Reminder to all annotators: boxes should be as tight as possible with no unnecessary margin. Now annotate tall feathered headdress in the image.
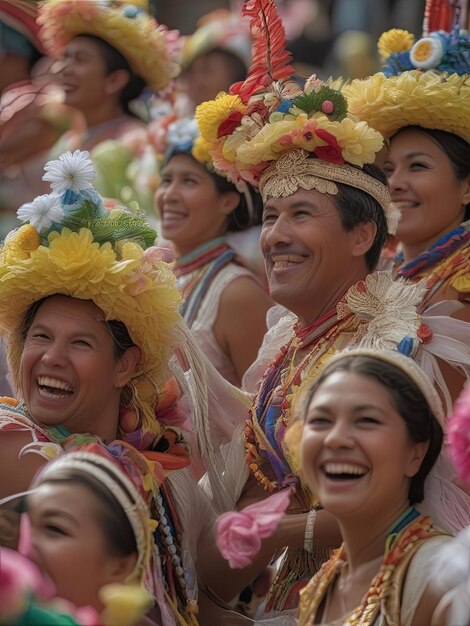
[195,0,398,232]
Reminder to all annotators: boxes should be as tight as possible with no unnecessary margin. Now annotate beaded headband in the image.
[319,348,445,426]
[259,149,396,231]
[32,451,154,585]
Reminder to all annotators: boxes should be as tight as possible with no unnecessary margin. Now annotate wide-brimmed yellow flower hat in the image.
[344,25,470,143]
[37,0,181,91]
[0,149,184,436]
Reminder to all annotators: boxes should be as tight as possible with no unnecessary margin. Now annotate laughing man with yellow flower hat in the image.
[193,0,470,620]
[344,2,470,317]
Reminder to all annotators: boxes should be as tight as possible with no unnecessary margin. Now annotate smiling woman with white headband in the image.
[295,348,453,626]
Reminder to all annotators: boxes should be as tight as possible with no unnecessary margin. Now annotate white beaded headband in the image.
[32,452,153,583]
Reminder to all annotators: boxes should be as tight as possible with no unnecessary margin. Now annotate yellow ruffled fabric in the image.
[344,70,470,143]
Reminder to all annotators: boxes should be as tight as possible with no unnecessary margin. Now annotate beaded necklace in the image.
[297,508,445,626]
[244,294,361,498]
[173,237,237,327]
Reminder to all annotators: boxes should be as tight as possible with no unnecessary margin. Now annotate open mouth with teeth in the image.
[322,462,369,481]
[390,200,420,211]
[37,376,74,398]
[271,254,306,269]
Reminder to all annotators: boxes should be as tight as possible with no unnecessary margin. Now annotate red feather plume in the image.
[231,0,295,102]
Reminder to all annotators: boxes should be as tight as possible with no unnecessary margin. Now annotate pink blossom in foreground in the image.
[216,488,291,568]
[448,382,470,485]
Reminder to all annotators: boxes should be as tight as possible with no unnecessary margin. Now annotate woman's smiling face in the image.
[301,370,426,520]
[385,128,470,254]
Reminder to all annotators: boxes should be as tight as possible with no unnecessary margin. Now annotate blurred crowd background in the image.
[154,0,426,78]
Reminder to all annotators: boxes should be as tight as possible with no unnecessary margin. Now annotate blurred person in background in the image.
[0,0,81,237]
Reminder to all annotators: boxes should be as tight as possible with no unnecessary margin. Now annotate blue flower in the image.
[276,99,293,113]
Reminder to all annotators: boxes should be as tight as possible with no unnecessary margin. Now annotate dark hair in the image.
[393,126,470,221]
[212,170,263,231]
[164,150,263,231]
[302,355,443,504]
[192,47,247,85]
[36,470,137,558]
[80,35,146,115]
[21,296,136,359]
[332,164,389,271]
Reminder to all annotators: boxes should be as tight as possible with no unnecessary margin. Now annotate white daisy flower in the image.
[410,36,444,70]
[42,150,95,195]
[17,194,64,233]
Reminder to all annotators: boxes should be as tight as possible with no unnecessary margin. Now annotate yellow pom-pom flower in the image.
[15,224,41,253]
[195,93,246,141]
[192,135,213,165]
[2,225,41,263]
[378,29,414,59]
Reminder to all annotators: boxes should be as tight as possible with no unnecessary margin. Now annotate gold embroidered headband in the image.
[259,149,398,233]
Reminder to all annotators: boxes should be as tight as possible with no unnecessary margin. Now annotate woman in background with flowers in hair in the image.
[154,116,272,389]
[345,2,470,319]
[35,0,180,211]
[295,348,453,626]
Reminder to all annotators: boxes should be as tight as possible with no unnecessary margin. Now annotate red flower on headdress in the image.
[217,110,244,138]
[314,129,345,164]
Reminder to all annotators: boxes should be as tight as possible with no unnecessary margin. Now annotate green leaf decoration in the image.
[60,200,157,249]
[293,86,348,121]
[87,214,158,249]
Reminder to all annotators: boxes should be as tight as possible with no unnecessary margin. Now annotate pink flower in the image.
[0,549,55,618]
[448,382,470,485]
[216,489,291,568]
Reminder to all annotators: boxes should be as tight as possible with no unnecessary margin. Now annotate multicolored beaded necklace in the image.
[173,237,237,327]
[394,219,470,308]
[244,294,361,502]
[297,508,445,626]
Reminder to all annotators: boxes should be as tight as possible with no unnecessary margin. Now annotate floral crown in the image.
[345,23,470,143]
[0,149,184,440]
[37,0,181,92]
[195,0,396,231]
[150,114,213,169]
